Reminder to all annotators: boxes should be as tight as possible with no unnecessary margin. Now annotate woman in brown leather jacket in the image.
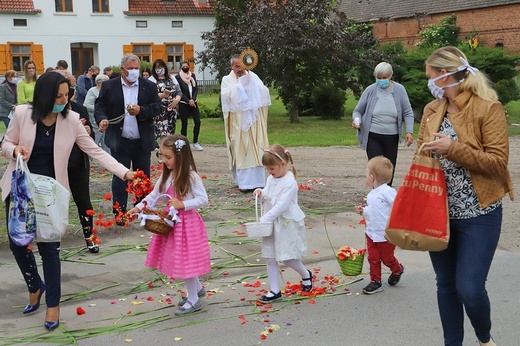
[418,46,513,346]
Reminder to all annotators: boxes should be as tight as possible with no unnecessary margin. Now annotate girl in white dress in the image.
[254,144,312,302]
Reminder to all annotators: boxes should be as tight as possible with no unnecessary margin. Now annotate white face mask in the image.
[427,71,464,100]
[155,68,165,76]
[427,58,478,100]
[125,68,139,83]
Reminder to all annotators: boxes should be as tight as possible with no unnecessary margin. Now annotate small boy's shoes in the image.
[258,291,282,303]
[388,264,404,286]
[363,281,383,295]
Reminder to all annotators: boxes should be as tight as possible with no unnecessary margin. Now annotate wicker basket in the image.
[245,195,273,238]
[140,194,174,236]
[337,254,365,276]
[142,209,173,235]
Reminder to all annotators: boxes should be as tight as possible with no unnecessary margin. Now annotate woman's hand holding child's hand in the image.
[169,198,184,210]
[354,205,364,215]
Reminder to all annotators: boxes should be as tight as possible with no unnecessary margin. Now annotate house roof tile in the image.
[338,0,520,21]
[0,0,40,14]
[125,0,216,16]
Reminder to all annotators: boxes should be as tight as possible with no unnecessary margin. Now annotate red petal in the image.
[76,306,86,315]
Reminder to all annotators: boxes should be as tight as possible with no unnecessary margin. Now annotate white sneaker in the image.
[192,143,204,151]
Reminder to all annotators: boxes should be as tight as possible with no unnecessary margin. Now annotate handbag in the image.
[385,145,450,251]
[8,155,37,246]
[21,156,71,242]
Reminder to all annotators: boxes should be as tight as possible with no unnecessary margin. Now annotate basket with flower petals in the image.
[138,194,177,236]
[336,246,366,276]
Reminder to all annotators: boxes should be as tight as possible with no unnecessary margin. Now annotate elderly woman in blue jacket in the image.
[352,62,414,185]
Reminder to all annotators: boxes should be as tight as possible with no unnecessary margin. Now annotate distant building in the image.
[338,0,520,54]
[0,0,216,80]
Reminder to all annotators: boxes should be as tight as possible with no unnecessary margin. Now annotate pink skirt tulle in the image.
[145,208,211,279]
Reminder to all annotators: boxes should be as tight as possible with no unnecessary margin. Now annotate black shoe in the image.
[239,189,255,193]
[258,291,282,303]
[388,264,404,286]
[85,238,99,253]
[301,269,313,292]
[363,281,383,295]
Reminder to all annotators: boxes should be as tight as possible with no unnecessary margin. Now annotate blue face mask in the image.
[53,103,67,113]
[376,78,390,88]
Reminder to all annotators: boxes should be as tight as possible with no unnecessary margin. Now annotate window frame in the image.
[136,20,148,29]
[10,44,32,72]
[165,44,184,72]
[132,44,152,63]
[13,19,28,27]
[55,0,73,13]
[171,21,183,28]
[92,0,110,13]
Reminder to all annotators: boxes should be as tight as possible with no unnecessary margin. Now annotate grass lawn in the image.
[0,90,518,147]
[195,90,361,147]
[194,90,520,147]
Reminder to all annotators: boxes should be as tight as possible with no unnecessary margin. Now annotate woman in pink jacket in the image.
[0,71,134,331]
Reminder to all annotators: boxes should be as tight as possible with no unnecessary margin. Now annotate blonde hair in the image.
[23,60,37,83]
[367,156,393,184]
[261,144,297,178]
[425,46,497,101]
[158,134,197,198]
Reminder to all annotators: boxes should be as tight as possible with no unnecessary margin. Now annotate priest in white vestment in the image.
[221,55,271,192]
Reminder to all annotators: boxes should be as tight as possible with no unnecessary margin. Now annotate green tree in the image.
[199,0,381,122]
[416,14,460,49]
[386,14,520,115]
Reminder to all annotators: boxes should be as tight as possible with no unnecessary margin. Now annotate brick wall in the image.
[371,4,520,54]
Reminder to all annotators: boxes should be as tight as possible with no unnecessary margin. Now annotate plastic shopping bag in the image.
[385,147,449,251]
[26,167,70,243]
[8,155,37,246]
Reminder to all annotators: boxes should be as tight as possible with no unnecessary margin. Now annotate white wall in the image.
[0,0,215,80]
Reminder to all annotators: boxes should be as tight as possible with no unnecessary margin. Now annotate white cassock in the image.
[221,70,271,190]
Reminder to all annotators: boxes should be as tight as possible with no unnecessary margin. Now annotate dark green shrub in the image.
[311,84,346,120]
[198,101,222,119]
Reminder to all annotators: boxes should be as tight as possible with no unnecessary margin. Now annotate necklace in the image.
[41,122,56,136]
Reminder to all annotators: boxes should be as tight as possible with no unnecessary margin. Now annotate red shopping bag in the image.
[385,150,449,251]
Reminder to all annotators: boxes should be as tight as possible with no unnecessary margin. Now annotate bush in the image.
[198,101,223,119]
[495,78,520,105]
[311,84,346,120]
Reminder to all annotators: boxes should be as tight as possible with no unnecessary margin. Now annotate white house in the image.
[0,0,216,81]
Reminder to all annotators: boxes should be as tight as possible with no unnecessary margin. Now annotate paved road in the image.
[0,211,519,346]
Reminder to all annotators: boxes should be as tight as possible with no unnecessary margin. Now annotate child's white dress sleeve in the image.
[260,172,305,223]
[182,172,208,211]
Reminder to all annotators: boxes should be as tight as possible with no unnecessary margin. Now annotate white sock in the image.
[266,258,280,295]
[182,277,200,308]
[282,259,310,283]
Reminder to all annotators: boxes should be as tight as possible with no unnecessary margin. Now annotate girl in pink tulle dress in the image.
[129,134,210,315]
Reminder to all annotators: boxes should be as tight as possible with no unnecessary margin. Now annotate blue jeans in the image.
[110,138,151,211]
[429,207,502,346]
[5,197,61,308]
